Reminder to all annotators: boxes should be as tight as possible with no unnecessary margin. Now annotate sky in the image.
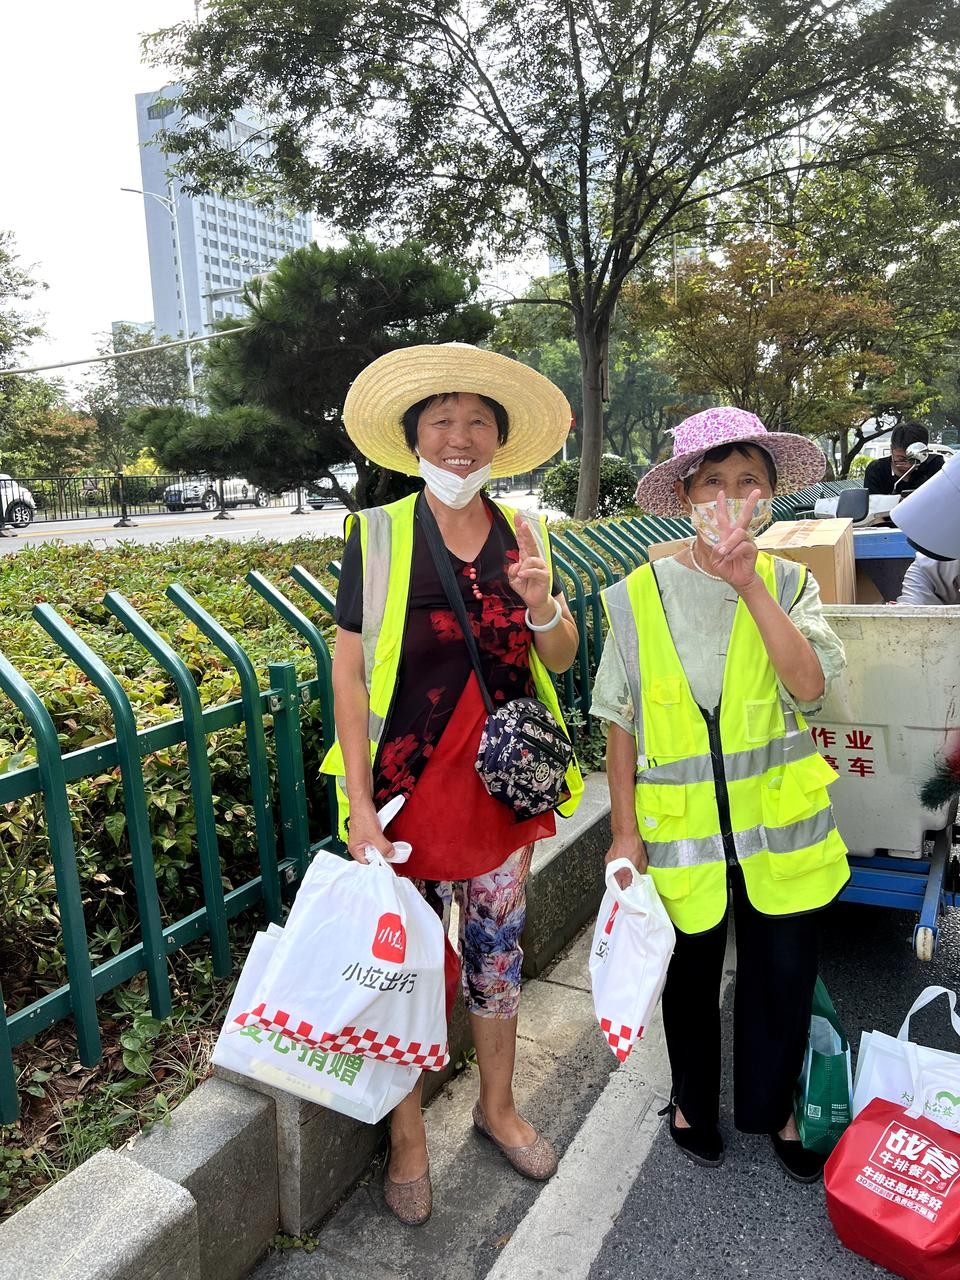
[2,1,205,383]
[2,2,542,394]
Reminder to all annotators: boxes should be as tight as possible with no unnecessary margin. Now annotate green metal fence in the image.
[0,567,342,1125]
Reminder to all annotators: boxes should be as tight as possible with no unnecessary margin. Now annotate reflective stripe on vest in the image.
[321,493,584,836]
[601,553,848,933]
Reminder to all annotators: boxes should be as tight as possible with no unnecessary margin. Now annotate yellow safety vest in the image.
[602,553,848,934]
[321,492,583,837]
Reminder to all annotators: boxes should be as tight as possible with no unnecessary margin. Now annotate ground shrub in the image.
[0,535,341,1013]
[540,456,637,517]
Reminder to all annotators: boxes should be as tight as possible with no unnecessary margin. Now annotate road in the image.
[253,893,960,1280]
[0,488,556,555]
[0,504,349,554]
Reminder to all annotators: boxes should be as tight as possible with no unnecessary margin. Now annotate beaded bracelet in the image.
[525,598,563,632]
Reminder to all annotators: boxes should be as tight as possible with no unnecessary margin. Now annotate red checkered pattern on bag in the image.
[599,1016,638,1063]
[232,1005,449,1069]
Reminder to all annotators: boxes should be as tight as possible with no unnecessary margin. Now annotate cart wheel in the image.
[914,926,936,962]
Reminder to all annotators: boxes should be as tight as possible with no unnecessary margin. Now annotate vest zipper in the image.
[702,706,738,868]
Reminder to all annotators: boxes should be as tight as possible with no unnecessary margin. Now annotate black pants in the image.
[661,864,819,1134]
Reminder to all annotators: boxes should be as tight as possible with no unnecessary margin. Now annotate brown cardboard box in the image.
[756,518,856,603]
[646,519,857,603]
[647,536,691,563]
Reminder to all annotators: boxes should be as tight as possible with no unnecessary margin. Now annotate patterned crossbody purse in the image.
[417,496,572,821]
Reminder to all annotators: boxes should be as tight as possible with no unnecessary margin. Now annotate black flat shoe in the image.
[658,1098,724,1168]
[770,1132,828,1183]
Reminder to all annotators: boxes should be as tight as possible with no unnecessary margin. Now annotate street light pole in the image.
[121,184,196,408]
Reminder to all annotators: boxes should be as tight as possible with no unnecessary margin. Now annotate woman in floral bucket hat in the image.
[592,406,849,1183]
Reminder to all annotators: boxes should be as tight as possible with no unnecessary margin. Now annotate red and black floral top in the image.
[335,496,560,878]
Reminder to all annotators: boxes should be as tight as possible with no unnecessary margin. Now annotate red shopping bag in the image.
[824,1096,960,1280]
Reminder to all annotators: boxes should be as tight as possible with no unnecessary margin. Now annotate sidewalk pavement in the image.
[250,929,627,1280]
[249,895,949,1280]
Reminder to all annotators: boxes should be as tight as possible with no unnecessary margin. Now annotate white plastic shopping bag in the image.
[230,848,449,1070]
[852,986,960,1133]
[589,859,676,1062]
[213,925,419,1123]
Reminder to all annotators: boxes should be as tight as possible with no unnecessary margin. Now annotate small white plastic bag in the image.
[589,859,676,1062]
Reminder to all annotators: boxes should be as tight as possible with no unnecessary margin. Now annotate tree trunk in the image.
[574,317,607,520]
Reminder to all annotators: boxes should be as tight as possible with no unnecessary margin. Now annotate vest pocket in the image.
[637,782,686,818]
[643,676,696,756]
[765,840,844,881]
[744,696,785,744]
[649,865,691,900]
[762,753,839,826]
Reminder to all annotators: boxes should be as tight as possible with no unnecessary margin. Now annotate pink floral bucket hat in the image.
[634,406,826,516]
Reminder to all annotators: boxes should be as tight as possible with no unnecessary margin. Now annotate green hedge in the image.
[0,536,342,1015]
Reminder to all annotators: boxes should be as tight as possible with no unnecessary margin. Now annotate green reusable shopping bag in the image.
[794,977,853,1154]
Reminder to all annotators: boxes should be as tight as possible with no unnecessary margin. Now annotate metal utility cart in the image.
[810,527,960,959]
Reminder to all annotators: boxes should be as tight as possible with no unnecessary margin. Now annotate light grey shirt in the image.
[592,554,847,736]
[897,555,960,606]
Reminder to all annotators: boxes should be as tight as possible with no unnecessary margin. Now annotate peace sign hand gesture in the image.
[704,489,764,594]
[507,514,551,611]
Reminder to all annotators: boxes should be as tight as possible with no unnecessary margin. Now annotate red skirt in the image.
[386,673,555,881]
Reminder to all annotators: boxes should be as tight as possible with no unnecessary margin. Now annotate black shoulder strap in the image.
[416,494,496,715]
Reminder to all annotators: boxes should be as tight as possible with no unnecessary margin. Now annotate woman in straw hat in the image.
[324,344,583,1224]
[591,407,848,1183]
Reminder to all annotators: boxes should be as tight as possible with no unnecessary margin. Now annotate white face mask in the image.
[689,496,773,545]
[418,456,492,509]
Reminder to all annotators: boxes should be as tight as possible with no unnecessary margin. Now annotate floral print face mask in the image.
[689,496,773,545]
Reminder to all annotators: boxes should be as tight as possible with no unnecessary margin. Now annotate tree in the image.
[148,0,960,515]
[0,232,48,470]
[80,324,201,474]
[0,230,44,367]
[493,276,690,464]
[656,152,960,472]
[154,237,496,507]
[656,238,902,467]
[2,380,97,477]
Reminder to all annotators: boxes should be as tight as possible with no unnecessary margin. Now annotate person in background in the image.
[863,422,944,498]
[592,407,848,1184]
[896,554,960,605]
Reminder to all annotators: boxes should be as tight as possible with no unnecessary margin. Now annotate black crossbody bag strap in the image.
[416,495,496,716]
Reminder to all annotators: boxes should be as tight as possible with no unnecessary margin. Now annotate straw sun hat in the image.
[634,407,827,516]
[342,343,573,478]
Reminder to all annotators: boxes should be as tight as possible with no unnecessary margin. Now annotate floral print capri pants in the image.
[413,843,534,1020]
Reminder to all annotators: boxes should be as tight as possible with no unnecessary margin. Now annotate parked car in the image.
[0,474,36,527]
[306,464,358,508]
[163,476,270,512]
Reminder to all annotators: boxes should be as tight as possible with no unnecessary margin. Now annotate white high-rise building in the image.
[135,85,313,337]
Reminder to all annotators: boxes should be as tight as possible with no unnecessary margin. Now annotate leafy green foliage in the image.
[80,324,201,475]
[493,275,692,466]
[1,934,251,1221]
[145,0,960,516]
[0,534,341,1009]
[142,238,497,507]
[541,456,636,518]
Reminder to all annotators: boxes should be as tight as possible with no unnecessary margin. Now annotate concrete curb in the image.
[522,773,610,978]
[0,776,611,1279]
[0,1147,200,1280]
